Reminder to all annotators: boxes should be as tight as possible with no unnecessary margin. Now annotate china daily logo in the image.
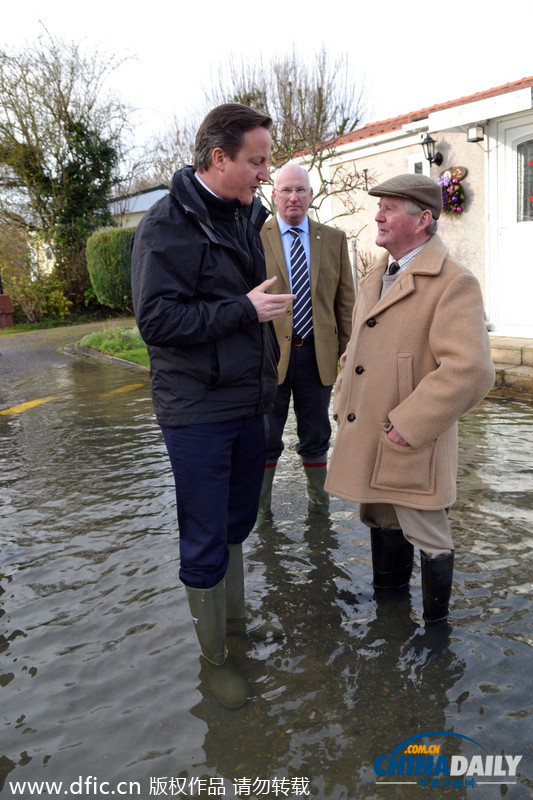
[374,731,522,790]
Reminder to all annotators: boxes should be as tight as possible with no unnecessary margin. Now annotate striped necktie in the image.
[288,227,313,339]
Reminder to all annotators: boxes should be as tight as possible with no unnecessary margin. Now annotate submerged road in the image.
[1,321,532,799]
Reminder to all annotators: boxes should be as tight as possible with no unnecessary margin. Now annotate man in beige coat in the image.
[325,173,495,623]
[259,163,355,516]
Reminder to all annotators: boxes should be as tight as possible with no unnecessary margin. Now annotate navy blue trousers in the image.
[265,341,332,465]
[161,416,265,589]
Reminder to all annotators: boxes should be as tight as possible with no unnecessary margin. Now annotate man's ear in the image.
[211,147,226,173]
[418,209,433,232]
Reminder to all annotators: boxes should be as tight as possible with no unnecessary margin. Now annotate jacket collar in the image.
[400,234,448,276]
[371,234,447,280]
[171,166,269,241]
[366,235,449,316]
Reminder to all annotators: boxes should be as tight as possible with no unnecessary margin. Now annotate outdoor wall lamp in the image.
[421,133,443,166]
[467,124,485,143]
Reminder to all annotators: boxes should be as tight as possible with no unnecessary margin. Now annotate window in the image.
[408,154,430,177]
[517,139,533,222]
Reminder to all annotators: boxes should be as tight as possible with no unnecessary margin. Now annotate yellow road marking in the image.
[1,383,146,415]
[0,396,59,415]
[100,383,145,398]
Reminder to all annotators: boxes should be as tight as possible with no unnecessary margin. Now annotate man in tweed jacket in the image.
[259,163,355,517]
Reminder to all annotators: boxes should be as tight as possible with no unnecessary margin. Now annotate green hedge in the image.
[86,227,135,310]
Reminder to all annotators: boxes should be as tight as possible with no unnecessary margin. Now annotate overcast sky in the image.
[3,0,532,149]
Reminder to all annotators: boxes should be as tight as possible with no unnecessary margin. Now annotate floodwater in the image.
[1,329,532,799]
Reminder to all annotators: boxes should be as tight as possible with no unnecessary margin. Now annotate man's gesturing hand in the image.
[247,276,295,323]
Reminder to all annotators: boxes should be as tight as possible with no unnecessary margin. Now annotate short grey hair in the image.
[405,199,438,235]
[273,163,311,190]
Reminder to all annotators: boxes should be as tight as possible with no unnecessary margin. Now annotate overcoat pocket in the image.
[370,430,437,494]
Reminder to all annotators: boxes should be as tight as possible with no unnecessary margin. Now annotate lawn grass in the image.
[80,326,149,368]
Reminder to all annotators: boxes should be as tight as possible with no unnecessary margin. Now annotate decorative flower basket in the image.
[439,166,468,215]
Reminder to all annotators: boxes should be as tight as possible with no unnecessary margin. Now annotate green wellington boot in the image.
[303,464,329,512]
[256,465,276,524]
[225,543,283,640]
[185,580,249,708]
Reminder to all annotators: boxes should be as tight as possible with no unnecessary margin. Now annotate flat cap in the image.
[369,173,442,219]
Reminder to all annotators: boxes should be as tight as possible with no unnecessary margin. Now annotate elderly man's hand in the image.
[387,427,410,446]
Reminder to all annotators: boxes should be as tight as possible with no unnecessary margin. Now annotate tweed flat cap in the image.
[369,173,442,219]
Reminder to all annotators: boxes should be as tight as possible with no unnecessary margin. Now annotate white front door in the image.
[488,112,533,338]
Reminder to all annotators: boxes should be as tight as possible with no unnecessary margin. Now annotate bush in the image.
[1,224,72,323]
[86,227,135,311]
[2,262,72,323]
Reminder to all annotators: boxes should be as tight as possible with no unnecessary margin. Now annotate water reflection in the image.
[1,346,532,798]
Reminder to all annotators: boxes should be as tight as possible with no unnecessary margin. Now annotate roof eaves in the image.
[337,75,533,146]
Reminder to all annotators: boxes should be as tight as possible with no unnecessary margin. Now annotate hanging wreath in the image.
[439,167,468,215]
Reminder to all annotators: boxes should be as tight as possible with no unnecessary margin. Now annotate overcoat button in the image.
[367,318,377,327]
[355,365,365,374]
[347,413,356,422]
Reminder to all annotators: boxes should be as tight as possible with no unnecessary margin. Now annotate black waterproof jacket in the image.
[131,166,280,427]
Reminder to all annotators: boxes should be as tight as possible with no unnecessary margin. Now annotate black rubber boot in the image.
[421,550,454,623]
[370,528,414,589]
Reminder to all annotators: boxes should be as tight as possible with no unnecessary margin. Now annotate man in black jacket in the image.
[131,104,294,708]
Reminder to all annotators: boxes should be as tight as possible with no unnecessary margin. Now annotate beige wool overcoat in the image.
[325,234,495,510]
[261,217,354,386]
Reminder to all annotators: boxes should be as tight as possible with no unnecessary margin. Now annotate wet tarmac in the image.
[1,324,532,799]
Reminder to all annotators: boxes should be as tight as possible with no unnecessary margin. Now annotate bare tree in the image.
[208,46,372,225]
[129,117,196,193]
[137,48,372,229]
[212,48,363,162]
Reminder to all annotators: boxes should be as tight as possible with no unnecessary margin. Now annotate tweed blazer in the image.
[261,216,355,386]
[325,234,495,510]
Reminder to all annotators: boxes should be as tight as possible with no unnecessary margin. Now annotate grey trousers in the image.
[359,502,453,559]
